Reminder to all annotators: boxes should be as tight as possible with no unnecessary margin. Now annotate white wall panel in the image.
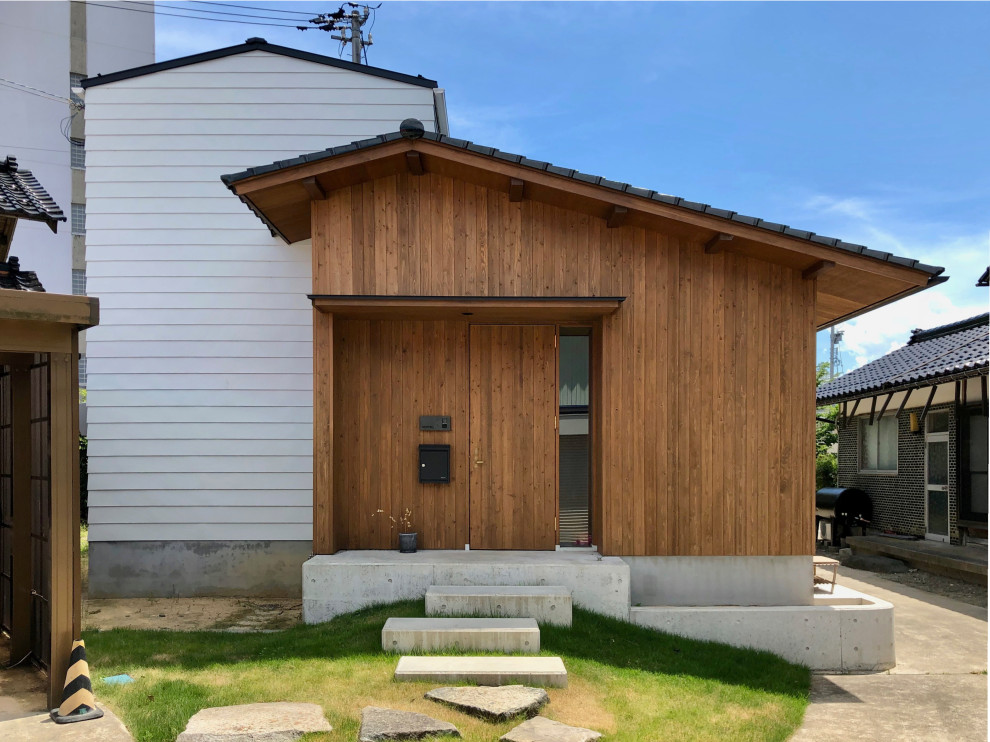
[86,48,439,542]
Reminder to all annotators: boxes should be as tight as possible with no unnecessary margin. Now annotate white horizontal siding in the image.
[88,524,312,541]
[86,49,439,542]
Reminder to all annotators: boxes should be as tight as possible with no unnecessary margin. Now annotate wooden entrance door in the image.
[469,325,557,550]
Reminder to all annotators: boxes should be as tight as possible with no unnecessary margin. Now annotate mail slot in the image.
[419,444,451,483]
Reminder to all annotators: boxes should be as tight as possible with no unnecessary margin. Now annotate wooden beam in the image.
[300,176,326,201]
[895,390,911,419]
[849,398,861,417]
[48,352,76,708]
[704,233,734,254]
[868,395,877,425]
[313,310,334,554]
[508,177,525,202]
[405,151,425,176]
[955,379,961,410]
[983,375,988,416]
[310,295,625,322]
[606,205,628,229]
[0,291,98,327]
[802,260,836,281]
[961,376,968,407]
[9,365,31,662]
[919,385,938,425]
[877,392,894,420]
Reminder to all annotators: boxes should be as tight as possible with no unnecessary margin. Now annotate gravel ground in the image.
[817,545,988,609]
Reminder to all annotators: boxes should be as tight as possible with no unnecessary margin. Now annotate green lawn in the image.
[84,602,809,742]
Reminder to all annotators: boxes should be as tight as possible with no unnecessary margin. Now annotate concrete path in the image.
[0,706,132,742]
[792,567,987,741]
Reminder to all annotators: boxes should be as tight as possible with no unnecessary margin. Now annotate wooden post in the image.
[48,351,77,709]
[9,361,31,662]
[313,310,335,554]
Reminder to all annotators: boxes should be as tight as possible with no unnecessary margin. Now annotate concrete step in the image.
[382,617,540,653]
[426,585,572,626]
[394,656,567,688]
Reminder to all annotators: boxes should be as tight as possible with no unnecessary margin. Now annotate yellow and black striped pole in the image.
[49,639,105,724]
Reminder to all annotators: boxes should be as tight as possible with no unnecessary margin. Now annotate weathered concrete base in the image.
[358,706,459,741]
[425,686,549,721]
[426,586,572,626]
[89,541,311,598]
[382,617,540,653]
[501,716,601,742]
[303,551,629,622]
[395,656,568,688]
[629,585,895,671]
[0,706,132,742]
[623,555,814,606]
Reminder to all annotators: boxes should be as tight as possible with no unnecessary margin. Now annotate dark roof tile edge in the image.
[81,40,438,90]
[219,131,944,277]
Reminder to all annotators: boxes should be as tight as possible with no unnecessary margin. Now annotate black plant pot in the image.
[398,532,418,553]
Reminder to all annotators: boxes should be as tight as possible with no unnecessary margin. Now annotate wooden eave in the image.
[228,138,940,331]
[0,290,99,328]
[310,294,625,322]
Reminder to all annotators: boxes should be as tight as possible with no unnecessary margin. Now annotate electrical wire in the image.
[189,1,322,17]
[85,2,306,28]
[0,77,74,106]
[122,0,317,23]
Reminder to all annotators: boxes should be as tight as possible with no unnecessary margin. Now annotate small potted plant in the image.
[373,507,416,553]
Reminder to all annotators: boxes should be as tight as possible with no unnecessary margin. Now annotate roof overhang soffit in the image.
[227,139,941,330]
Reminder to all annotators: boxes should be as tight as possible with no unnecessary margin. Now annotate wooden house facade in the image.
[223,129,944,563]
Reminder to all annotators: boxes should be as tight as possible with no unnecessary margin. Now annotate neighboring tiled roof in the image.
[978,267,988,287]
[81,37,437,89]
[817,313,989,403]
[0,256,45,292]
[221,130,945,278]
[0,156,66,232]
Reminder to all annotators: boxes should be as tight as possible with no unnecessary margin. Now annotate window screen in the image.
[860,416,897,471]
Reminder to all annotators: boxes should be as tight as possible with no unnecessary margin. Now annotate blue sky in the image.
[153,1,989,372]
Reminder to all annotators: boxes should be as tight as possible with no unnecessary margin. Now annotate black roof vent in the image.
[399,118,425,139]
[1,155,18,173]
[245,37,267,45]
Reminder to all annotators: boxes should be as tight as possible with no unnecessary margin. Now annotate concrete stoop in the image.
[629,586,895,672]
[426,585,573,626]
[382,617,540,653]
[394,656,569,688]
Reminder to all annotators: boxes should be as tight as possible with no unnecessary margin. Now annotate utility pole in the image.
[829,326,844,379]
[331,6,373,64]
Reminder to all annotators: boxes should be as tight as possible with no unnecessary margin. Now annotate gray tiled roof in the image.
[817,313,989,403]
[0,256,45,292]
[221,130,945,278]
[0,156,66,232]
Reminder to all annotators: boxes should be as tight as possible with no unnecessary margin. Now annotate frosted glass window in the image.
[860,416,897,471]
[71,204,85,235]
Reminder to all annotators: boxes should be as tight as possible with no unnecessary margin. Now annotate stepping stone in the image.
[501,716,602,742]
[176,702,331,741]
[358,706,460,741]
[427,586,572,626]
[426,685,549,721]
[395,656,567,688]
[382,617,540,653]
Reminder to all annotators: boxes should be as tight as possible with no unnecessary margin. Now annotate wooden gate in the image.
[469,325,557,550]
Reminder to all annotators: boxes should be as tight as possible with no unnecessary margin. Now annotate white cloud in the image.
[803,193,989,372]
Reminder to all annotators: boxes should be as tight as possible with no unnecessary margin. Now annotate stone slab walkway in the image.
[792,567,987,741]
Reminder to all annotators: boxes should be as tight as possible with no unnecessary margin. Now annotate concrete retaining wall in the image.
[88,540,311,598]
[629,587,895,671]
[623,555,814,606]
[302,550,630,622]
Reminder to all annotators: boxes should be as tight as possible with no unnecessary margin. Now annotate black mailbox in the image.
[419,444,451,483]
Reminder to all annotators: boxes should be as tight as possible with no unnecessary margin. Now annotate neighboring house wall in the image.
[0,2,154,295]
[84,50,440,596]
[838,393,969,544]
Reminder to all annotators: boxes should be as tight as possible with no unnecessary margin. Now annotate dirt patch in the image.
[83,597,302,632]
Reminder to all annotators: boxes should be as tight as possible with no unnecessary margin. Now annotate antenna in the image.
[299,3,378,64]
[829,327,844,379]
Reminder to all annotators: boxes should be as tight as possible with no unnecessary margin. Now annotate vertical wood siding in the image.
[314,172,816,556]
[84,51,439,542]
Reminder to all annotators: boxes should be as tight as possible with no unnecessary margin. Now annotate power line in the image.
[86,1,305,28]
[0,77,76,106]
[122,0,317,23]
[189,1,321,17]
